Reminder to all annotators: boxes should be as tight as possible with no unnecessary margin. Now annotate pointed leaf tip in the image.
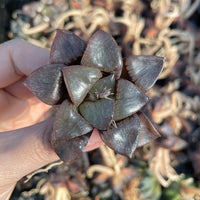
[114,79,149,121]
[100,114,141,158]
[24,64,66,105]
[50,29,86,65]
[79,75,115,130]
[51,133,91,164]
[79,99,114,130]
[53,100,93,141]
[62,65,102,106]
[126,55,165,91]
[137,111,160,147]
[81,30,123,79]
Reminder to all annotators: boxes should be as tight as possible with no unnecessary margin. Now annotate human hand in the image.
[0,39,103,199]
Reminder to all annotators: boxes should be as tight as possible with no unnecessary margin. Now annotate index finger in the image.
[0,39,49,88]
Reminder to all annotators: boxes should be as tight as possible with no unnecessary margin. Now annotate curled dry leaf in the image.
[24,29,165,164]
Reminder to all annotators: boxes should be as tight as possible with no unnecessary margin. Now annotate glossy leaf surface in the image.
[87,74,115,101]
[51,133,91,164]
[24,64,66,105]
[50,29,86,65]
[79,99,114,130]
[24,29,165,163]
[62,65,102,106]
[126,55,164,91]
[137,111,160,147]
[81,30,122,79]
[100,114,141,158]
[53,100,93,140]
[114,79,149,121]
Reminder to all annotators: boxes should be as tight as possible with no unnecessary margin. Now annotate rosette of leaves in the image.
[24,29,165,164]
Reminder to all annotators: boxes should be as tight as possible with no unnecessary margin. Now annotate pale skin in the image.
[0,39,103,200]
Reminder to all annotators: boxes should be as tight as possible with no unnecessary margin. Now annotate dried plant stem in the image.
[150,147,180,187]
[186,65,200,85]
[114,15,144,44]
[39,181,71,200]
[180,178,200,200]
[26,38,48,48]
[99,145,121,174]
[24,160,63,183]
[123,177,141,200]
[54,8,92,29]
[99,145,115,168]
[86,165,114,178]
[181,0,200,19]
[153,91,200,124]
[22,22,49,35]
[86,145,123,188]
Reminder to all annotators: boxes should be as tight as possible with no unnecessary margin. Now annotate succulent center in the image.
[95,87,114,100]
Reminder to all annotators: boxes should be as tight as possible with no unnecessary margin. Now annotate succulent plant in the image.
[24,29,165,164]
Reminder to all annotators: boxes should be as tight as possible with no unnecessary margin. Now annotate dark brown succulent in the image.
[24,29,165,164]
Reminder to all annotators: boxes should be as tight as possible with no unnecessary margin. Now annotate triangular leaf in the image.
[114,79,149,121]
[81,30,123,79]
[79,99,114,130]
[53,100,93,140]
[137,111,160,147]
[126,55,165,91]
[24,64,66,105]
[100,114,141,158]
[51,133,91,164]
[62,65,102,106]
[50,29,86,65]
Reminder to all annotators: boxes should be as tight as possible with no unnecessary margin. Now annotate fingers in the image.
[4,78,34,100]
[0,39,49,88]
[0,184,15,200]
[0,118,103,183]
[84,128,104,152]
[0,88,51,131]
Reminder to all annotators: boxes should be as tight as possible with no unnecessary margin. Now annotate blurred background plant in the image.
[1,0,200,199]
